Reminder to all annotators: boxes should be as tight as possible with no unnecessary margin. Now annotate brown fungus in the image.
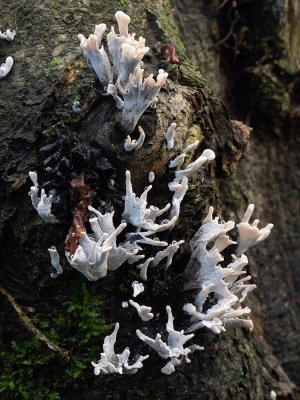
[65,172,96,256]
[161,44,180,64]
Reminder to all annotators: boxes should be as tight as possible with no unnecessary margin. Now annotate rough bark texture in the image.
[175,0,300,394]
[0,0,299,399]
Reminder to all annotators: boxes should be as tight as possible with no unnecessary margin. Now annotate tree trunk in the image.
[0,0,299,399]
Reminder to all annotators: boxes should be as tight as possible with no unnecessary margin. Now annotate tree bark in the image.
[0,0,299,399]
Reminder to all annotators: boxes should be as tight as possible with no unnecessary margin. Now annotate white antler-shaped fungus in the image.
[148,171,155,183]
[120,68,168,134]
[236,204,274,256]
[92,323,149,375]
[129,299,154,321]
[78,24,112,89]
[136,257,154,281]
[183,205,273,334]
[124,126,145,151]
[132,281,144,297]
[174,149,215,181]
[28,172,58,223]
[79,11,168,134]
[0,56,13,79]
[122,170,176,232]
[0,29,16,41]
[137,306,203,374]
[153,240,185,270]
[169,153,186,168]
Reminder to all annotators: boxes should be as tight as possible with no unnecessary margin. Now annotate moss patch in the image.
[0,280,113,400]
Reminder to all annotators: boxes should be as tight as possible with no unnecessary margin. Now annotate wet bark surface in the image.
[0,0,299,399]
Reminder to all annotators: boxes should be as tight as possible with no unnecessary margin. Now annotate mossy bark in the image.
[0,0,299,399]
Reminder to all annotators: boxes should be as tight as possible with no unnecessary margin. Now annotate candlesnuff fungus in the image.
[48,247,63,278]
[129,299,154,322]
[148,171,155,183]
[26,7,274,376]
[182,205,273,333]
[78,11,168,135]
[0,29,16,41]
[136,257,154,281]
[92,323,149,375]
[28,145,273,374]
[28,171,58,223]
[165,123,177,150]
[124,126,145,151]
[132,281,144,297]
[137,306,203,374]
[152,240,185,270]
[0,29,15,79]
[0,56,14,79]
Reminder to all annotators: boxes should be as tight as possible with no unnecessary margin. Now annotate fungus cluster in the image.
[182,205,273,333]
[28,172,58,224]
[137,306,203,374]
[26,9,274,377]
[28,148,273,374]
[78,11,168,137]
[91,322,149,375]
[0,28,15,79]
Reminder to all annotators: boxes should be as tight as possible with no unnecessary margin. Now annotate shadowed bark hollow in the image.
[0,0,299,399]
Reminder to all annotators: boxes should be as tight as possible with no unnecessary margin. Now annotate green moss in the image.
[118,0,127,8]
[146,0,186,58]
[0,281,113,400]
[45,126,56,139]
[49,58,64,69]
[72,94,80,102]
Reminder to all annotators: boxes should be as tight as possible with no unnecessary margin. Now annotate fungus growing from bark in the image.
[0,29,16,41]
[0,56,13,79]
[129,299,154,321]
[26,7,274,381]
[137,306,203,374]
[78,11,168,135]
[92,323,149,375]
[165,123,177,150]
[48,247,63,278]
[28,171,59,223]
[132,281,144,297]
[161,44,180,64]
[182,205,273,333]
[65,172,96,256]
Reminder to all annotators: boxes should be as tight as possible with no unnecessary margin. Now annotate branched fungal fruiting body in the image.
[28,172,58,223]
[183,205,273,333]
[92,323,149,375]
[26,7,274,379]
[78,11,168,135]
[137,306,203,374]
